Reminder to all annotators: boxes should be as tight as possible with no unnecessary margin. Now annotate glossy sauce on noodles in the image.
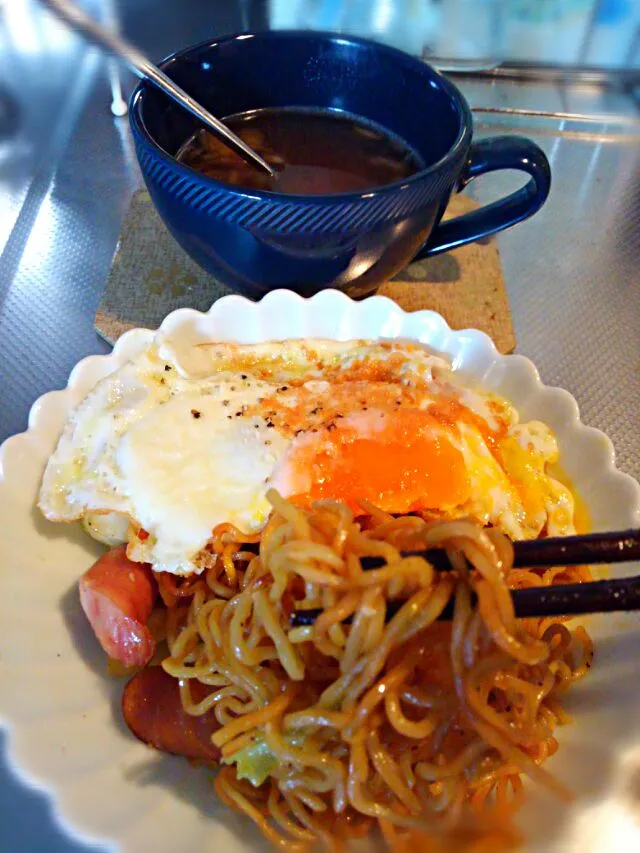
[152,493,594,852]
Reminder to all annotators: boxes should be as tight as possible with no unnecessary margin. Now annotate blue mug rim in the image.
[130,29,474,204]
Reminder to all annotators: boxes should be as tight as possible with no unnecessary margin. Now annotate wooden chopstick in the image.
[292,575,640,627]
[291,529,640,628]
[360,528,640,572]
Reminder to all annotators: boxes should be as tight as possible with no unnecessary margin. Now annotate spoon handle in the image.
[41,0,276,177]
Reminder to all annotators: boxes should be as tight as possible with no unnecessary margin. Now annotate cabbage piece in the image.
[221,733,304,787]
[221,737,276,787]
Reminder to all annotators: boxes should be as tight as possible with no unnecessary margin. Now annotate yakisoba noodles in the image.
[156,491,594,852]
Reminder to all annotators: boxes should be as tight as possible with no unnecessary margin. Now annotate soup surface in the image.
[176,107,423,195]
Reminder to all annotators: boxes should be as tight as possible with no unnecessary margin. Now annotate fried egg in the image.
[39,338,575,575]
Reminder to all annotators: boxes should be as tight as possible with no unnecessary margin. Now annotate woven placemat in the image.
[96,190,514,353]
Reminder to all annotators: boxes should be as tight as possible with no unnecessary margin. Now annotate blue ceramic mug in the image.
[131,31,551,299]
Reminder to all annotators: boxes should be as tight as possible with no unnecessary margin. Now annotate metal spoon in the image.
[41,0,277,179]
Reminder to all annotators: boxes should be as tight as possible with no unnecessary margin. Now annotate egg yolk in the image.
[278,408,470,514]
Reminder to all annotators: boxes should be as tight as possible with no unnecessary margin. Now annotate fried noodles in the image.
[159,491,593,851]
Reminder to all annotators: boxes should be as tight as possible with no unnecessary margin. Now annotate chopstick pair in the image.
[290,529,640,627]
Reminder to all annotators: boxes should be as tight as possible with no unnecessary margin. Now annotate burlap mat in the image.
[96,190,514,353]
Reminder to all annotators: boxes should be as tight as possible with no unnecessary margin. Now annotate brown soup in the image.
[176,108,423,195]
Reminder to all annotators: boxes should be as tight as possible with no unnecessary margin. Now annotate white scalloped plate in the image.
[1,291,640,853]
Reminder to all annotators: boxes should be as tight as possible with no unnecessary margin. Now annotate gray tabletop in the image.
[0,1,639,851]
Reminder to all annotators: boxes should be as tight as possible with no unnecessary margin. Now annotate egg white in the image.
[38,344,291,574]
[119,394,289,573]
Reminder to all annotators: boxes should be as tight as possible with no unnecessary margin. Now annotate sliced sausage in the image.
[122,666,221,763]
[79,544,157,667]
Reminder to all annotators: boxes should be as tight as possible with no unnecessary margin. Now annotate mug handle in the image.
[414,135,551,260]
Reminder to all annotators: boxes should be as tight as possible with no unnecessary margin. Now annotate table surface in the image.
[1,1,639,851]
